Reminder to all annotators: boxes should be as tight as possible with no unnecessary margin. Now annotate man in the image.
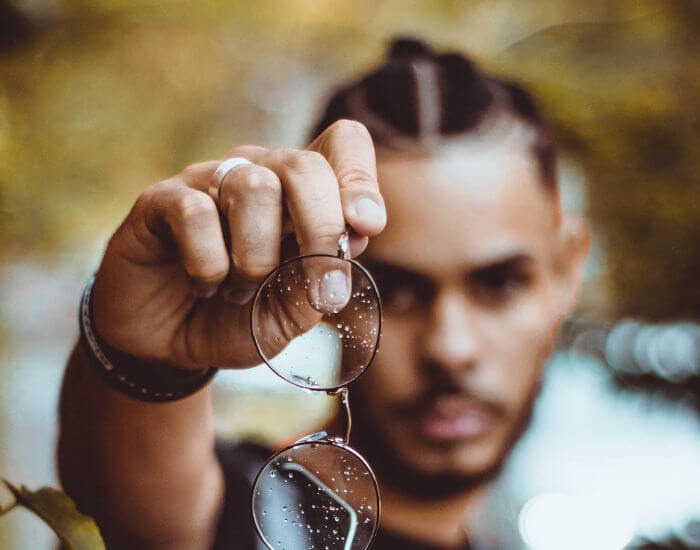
[58,38,588,549]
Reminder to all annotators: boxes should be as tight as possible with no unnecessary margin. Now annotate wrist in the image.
[80,276,217,402]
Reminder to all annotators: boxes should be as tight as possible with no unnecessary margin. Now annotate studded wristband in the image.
[79,276,217,402]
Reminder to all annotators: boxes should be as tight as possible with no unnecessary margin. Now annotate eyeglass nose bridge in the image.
[291,384,352,447]
[326,386,352,444]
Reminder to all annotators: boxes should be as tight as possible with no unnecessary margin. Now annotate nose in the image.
[422,285,480,373]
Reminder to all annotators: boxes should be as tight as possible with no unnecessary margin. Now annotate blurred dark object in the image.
[559,318,700,410]
[630,519,700,549]
[0,0,34,51]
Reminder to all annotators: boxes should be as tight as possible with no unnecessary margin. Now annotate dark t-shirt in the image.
[212,441,474,550]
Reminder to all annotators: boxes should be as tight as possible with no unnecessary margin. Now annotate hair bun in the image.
[387,37,433,61]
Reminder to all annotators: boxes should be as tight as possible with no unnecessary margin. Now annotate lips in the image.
[416,396,499,442]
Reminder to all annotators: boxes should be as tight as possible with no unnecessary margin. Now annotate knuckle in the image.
[233,256,274,280]
[282,150,328,174]
[180,161,221,188]
[179,162,205,178]
[232,237,275,279]
[188,263,229,285]
[133,189,153,213]
[184,252,229,282]
[221,166,280,210]
[236,165,280,194]
[336,166,375,189]
[137,179,169,204]
[133,180,172,219]
[174,191,216,221]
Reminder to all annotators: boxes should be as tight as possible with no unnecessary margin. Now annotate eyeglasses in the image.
[250,232,381,550]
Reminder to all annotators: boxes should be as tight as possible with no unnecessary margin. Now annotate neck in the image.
[379,482,484,548]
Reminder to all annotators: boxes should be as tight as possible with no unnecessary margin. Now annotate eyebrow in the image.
[467,253,535,273]
[364,253,535,280]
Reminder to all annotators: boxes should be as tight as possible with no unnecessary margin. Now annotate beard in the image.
[349,376,543,501]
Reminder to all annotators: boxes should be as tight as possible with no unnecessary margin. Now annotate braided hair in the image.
[310,37,556,191]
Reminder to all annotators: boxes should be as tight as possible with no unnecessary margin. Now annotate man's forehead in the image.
[370,143,558,273]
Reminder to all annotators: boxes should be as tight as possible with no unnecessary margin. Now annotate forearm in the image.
[57,341,224,550]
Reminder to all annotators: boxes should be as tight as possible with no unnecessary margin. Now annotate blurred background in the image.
[0,0,698,548]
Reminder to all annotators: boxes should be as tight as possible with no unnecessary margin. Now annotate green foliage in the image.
[1,480,105,550]
[0,0,696,319]
[491,2,700,320]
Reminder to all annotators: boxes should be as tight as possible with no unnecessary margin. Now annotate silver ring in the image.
[210,157,254,202]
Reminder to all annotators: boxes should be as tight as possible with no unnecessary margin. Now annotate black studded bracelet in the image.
[79,276,217,402]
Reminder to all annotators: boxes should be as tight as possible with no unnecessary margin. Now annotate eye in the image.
[364,262,435,313]
[468,262,533,305]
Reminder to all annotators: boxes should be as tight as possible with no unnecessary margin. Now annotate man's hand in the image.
[92,120,386,371]
[59,120,385,550]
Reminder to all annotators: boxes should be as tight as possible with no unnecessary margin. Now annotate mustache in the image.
[390,359,508,419]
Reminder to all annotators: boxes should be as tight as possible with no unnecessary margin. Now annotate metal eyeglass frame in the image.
[249,231,382,550]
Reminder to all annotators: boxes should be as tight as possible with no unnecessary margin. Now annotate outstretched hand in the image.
[91,120,386,371]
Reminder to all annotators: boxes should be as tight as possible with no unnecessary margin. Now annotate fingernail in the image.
[224,287,257,305]
[355,197,386,227]
[194,285,218,299]
[319,270,348,306]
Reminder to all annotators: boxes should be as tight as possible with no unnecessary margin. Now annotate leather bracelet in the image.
[79,276,218,402]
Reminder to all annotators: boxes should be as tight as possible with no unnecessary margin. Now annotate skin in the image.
[57,118,587,550]
[362,143,563,477]
[352,137,588,546]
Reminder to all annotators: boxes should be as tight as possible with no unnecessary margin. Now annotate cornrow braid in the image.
[310,37,556,192]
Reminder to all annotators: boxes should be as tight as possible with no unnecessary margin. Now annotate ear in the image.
[553,215,589,318]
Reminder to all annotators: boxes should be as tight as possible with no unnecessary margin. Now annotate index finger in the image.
[307,119,387,237]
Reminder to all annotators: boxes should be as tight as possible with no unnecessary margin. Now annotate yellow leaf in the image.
[2,480,105,550]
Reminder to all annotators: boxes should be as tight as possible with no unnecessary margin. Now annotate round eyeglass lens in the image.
[252,441,380,550]
[250,256,381,390]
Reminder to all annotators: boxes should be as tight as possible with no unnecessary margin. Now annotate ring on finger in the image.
[210,157,254,203]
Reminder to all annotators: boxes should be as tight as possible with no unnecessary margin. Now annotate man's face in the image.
[355,136,576,483]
